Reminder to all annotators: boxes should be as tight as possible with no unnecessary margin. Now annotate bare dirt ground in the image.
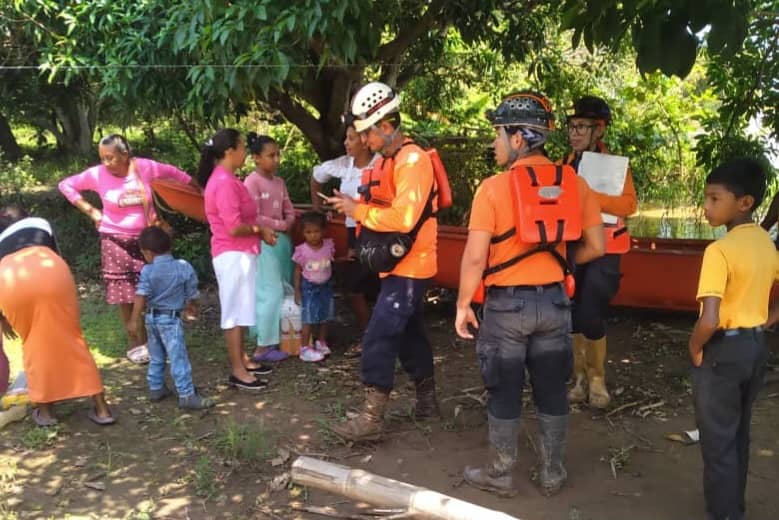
[1,290,778,520]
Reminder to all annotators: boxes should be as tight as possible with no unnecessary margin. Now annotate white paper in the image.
[578,151,629,225]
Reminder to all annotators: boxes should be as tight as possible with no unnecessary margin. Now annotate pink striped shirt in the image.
[243,172,295,232]
[204,164,260,257]
[58,158,191,236]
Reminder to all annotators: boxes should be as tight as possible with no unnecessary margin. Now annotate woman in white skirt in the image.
[198,129,277,391]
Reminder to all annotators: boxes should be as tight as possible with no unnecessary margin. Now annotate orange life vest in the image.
[354,141,450,273]
[605,219,630,254]
[563,147,632,255]
[473,164,582,304]
[358,142,452,211]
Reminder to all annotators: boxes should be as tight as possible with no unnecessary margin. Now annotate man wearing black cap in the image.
[561,96,638,409]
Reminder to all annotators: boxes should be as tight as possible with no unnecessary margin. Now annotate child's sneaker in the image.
[149,385,172,402]
[314,340,331,357]
[178,392,216,410]
[300,345,325,362]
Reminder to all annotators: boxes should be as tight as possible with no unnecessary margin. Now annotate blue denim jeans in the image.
[145,314,194,397]
[301,278,334,325]
[361,276,433,391]
[477,283,573,420]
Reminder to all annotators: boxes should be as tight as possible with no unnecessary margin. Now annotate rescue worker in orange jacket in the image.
[327,82,439,442]
[561,96,638,409]
[456,92,605,496]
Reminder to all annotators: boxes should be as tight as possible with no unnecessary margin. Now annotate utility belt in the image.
[486,282,562,296]
[355,188,436,273]
[710,326,763,342]
[147,308,182,318]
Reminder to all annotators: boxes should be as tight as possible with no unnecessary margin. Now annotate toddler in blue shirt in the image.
[130,227,214,409]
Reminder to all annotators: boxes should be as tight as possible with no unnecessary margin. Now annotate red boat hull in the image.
[151,180,776,313]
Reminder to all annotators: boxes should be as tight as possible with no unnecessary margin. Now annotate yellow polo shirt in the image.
[696,223,779,328]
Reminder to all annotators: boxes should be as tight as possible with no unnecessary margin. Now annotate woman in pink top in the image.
[198,129,277,392]
[58,134,195,365]
[243,134,296,362]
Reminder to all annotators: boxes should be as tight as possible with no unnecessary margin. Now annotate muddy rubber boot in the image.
[534,413,568,496]
[330,386,389,442]
[413,376,441,419]
[463,414,520,497]
[586,336,611,409]
[568,334,588,403]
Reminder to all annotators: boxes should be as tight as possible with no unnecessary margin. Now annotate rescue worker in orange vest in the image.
[561,96,638,409]
[326,82,439,442]
[455,92,605,496]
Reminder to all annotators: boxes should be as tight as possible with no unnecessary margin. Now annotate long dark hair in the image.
[196,128,242,187]
[247,132,276,155]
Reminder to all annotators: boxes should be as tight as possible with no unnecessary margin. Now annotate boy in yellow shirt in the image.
[690,158,778,520]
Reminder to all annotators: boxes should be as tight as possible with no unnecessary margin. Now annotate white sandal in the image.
[126,344,150,365]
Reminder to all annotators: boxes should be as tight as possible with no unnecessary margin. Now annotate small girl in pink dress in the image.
[292,212,334,362]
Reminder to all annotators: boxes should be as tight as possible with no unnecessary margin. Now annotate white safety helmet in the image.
[350,82,401,133]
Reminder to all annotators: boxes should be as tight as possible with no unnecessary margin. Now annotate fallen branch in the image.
[606,401,641,417]
[441,391,487,406]
[291,456,522,520]
[638,400,665,412]
[291,505,380,520]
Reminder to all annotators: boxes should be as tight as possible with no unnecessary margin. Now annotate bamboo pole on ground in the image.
[291,456,522,520]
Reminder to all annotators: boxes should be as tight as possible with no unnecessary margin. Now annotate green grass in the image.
[191,455,218,500]
[213,419,274,466]
[19,424,60,450]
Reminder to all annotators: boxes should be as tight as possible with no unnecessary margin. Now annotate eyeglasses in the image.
[567,123,597,135]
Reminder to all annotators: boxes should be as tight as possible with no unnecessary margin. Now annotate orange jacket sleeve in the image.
[353,148,434,233]
[595,168,637,217]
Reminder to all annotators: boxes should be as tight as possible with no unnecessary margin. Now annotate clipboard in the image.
[578,151,629,225]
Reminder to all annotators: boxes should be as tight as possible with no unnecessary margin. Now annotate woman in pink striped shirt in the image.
[243,134,296,362]
[198,129,277,392]
[58,135,195,365]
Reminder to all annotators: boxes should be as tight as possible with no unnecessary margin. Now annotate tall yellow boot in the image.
[586,336,610,409]
[567,334,587,403]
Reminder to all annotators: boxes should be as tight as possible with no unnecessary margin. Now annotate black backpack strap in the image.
[483,243,572,278]
[491,228,516,244]
[408,185,437,240]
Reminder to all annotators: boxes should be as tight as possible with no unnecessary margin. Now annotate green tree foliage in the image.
[0,1,97,154]
[695,4,778,171]
[13,0,761,161]
[561,0,752,78]
[28,0,553,159]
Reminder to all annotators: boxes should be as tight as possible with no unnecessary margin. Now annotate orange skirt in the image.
[0,246,103,403]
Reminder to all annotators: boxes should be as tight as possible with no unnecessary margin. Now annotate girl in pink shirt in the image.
[293,212,335,362]
[58,134,194,365]
[243,134,296,363]
[198,129,277,392]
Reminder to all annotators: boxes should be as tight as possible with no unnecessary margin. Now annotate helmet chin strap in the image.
[380,125,402,156]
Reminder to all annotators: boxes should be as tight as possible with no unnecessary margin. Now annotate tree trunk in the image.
[0,113,22,161]
[51,89,96,155]
[270,66,363,161]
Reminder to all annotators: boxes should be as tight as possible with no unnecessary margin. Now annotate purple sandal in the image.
[252,348,289,363]
[87,408,116,426]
